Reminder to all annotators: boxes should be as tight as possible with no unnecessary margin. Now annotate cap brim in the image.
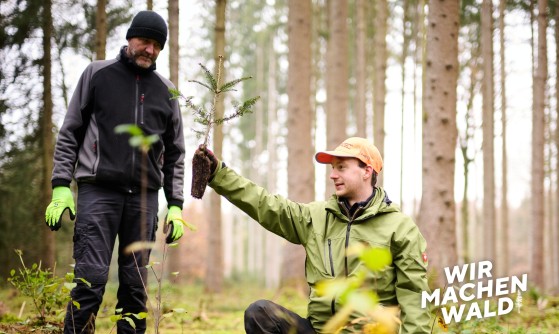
[315,151,358,164]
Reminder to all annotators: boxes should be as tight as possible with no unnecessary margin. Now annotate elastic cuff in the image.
[167,200,183,209]
[209,161,226,182]
[52,178,71,188]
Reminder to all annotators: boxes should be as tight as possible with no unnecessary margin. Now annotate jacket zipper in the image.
[328,239,335,276]
[330,200,371,316]
[344,221,353,277]
[130,74,140,192]
[140,93,145,125]
[328,239,336,314]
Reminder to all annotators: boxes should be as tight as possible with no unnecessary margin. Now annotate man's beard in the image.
[129,48,155,68]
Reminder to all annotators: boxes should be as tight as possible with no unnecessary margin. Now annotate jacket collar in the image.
[339,189,376,218]
[326,187,396,222]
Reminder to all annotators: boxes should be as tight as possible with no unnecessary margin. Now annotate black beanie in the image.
[126,11,167,49]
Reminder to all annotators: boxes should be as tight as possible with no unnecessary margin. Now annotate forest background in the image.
[1,0,559,333]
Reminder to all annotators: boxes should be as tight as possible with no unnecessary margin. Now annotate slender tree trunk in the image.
[168,0,179,87]
[146,0,153,10]
[399,0,411,209]
[253,34,266,279]
[413,0,426,218]
[281,0,313,293]
[418,0,459,287]
[545,93,553,289]
[554,4,559,291]
[95,0,107,60]
[205,0,226,293]
[41,0,55,269]
[481,0,496,269]
[531,0,547,290]
[498,0,509,277]
[373,0,388,186]
[265,36,281,289]
[355,0,366,137]
[166,0,181,280]
[325,0,348,196]
[460,51,479,264]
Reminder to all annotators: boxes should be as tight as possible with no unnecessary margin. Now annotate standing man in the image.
[44,11,186,334]
[196,137,431,333]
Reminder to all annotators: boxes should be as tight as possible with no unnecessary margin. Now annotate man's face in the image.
[127,37,161,68]
[329,157,372,204]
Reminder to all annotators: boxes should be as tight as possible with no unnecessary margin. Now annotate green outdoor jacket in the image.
[209,164,432,333]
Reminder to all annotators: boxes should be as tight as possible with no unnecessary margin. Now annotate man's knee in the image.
[245,299,272,318]
[245,299,279,329]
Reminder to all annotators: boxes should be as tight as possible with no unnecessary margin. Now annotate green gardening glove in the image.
[45,186,76,231]
[165,205,185,244]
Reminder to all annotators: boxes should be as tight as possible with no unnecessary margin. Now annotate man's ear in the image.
[364,165,374,180]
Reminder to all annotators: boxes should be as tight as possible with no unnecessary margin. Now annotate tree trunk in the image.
[265,37,282,289]
[498,0,509,277]
[205,0,226,293]
[280,0,313,293]
[373,0,388,187]
[460,49,479,264]
[413,0,426,218]
[251,34,266,279]
[325,0,348,196]
[355,0,367,137]
[481,0,496,269]
[168,0,179,87]
[554,3,559,292]
[399,0,411,209]
[41,0,55,269]
[166,0,181,280]
[531,0,547,290]
[418,0,459,287]
[95,0,107,60]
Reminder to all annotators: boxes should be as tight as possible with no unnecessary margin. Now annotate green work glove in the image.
[45,186,76,231]
[165,205,185,244]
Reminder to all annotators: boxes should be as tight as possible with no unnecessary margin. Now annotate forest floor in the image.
[1,280,559,333]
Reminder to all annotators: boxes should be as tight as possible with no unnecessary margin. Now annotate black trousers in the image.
[64,183,159,334]
[244,300,316,334]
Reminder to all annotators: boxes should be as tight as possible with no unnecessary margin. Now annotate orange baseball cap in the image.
[315,137,383,173]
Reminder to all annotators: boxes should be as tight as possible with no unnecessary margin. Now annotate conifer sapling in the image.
[170,56,259,198]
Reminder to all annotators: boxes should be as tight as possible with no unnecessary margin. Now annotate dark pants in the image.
[244,300,316,334]
[64,183,159,334]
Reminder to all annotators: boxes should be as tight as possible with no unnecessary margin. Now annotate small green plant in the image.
[7,249,73,324]
[121,241,188,333]
[170,55,259,198]
[114,125,192,334]
[108,307,147,333]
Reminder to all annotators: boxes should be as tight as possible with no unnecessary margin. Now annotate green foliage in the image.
[6,250,72,324]
[316,246,398,333]
[169,56,260,146]
[109,308,148,331]
[114,124,159,153]
[2,280,559,333]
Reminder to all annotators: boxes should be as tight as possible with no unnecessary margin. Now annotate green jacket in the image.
[209,164,432,333]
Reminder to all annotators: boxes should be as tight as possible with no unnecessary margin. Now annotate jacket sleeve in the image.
[51,64,95,188]
[208,164,311,244]
[161,94,185,208]
[392,220,433,334]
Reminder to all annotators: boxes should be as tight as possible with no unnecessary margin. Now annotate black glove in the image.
[197,144,219,173]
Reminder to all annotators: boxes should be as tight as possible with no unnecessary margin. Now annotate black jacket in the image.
[51,47,185,208]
